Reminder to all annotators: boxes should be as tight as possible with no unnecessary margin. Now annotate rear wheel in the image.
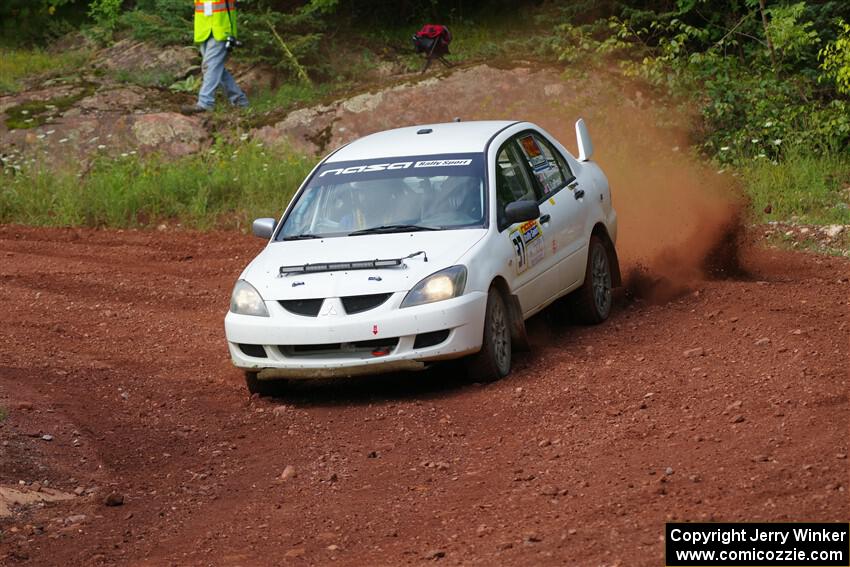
[244,371,283,396]
[572,235,613,324]
[466,288,512,382]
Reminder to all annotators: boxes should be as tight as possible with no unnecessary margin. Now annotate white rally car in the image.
[225,120,620,394]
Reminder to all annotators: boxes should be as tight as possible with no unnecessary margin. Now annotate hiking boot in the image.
[180,104,209,116]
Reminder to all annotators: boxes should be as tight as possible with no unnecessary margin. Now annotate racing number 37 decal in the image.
[510,220,545,274]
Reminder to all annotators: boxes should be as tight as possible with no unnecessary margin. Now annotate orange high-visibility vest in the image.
[194,1,237,43]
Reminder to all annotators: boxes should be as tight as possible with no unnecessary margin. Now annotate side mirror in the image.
[252,218,276,239]
[575,118,593,161]
[505,200,540,225]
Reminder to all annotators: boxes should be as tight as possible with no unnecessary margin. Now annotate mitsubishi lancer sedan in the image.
[225,120,620,394]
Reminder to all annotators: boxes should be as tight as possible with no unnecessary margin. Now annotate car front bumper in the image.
[224,291,487,379]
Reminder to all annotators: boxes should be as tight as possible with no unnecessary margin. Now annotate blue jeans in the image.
[198,36,248,109]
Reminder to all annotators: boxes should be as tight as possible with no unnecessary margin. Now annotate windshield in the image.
[277,153,486,240]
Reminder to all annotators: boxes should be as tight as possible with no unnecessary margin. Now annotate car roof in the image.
[326,120,519,163]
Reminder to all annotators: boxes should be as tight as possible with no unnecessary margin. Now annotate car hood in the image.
[243,229,487,300]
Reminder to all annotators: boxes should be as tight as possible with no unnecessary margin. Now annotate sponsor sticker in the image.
[414,159,473,168]
[518,135,547,170]
[318,158,473,178]
[509,220,545,274]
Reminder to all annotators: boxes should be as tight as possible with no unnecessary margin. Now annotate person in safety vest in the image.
[181,0,248,114]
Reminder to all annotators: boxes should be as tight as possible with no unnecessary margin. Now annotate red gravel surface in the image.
[0,225,847,566]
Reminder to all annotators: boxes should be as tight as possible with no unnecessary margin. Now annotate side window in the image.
[516,133,574,196]
[495,142,540,229]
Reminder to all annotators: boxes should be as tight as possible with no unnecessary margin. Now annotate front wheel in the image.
[572,235,613,324]
[466,288,512,382]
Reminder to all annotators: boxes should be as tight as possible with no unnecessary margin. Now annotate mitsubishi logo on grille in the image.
[319,302,338,317]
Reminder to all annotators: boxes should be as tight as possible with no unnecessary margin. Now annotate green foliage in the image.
[113,67,175,88]
[88,0,121,28]
[0,0,82,45]
[247,82,331,115]
[0,142,315,229]
[820,19,850,94]
[237,0,339,81]
[169,75,200,93]
[742,150,850,225]
[118,0,191,46]
[764,2,820,67]
[545,2,849,165]
[693,64,850,163]
[87,0,122,43]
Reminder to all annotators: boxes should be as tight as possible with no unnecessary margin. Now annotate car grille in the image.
[281,337,399,357]
[278,294,391,317]
[279,298,324,317]
[341,293,392,314]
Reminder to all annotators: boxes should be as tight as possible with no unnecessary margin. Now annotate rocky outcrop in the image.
[96,39,199,82]
[1,80,207,171]
[1,59,588,173]
[77,86,147,112]
[251,65,586,156]
[131,113,208,156]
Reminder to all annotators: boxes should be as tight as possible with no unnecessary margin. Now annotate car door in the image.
[494,140,550,313]
[513,131,586,301]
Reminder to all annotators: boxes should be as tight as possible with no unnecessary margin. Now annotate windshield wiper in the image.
[348,224,441,236]
[282,233,322,241]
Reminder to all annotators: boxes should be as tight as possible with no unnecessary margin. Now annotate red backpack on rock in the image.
[412,24,453,72]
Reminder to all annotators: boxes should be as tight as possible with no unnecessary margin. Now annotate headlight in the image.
[230,280,269,317]
[401,266,467,308]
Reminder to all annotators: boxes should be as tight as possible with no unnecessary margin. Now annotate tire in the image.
[572,235,613,324]
[466,287,512,382]
[244,371,283,396]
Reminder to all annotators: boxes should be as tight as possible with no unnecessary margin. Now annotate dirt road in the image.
[0,225,847,566]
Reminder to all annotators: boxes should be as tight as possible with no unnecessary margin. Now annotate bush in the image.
[820,19,850,94]
[237,0,339,82]
[0,0,83,45]
[118,0,191,46]
[87,0,122,43]
[546,3,850,165]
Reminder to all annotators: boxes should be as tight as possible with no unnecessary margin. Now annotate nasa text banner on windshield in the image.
[313,153,484,183]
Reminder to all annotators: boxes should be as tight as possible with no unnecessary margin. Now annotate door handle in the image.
[539,214,551,224]
[574,189,585,200]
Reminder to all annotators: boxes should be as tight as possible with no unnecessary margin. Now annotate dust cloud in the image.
[533,82,746,302]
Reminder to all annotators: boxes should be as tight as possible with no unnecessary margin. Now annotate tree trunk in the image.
[758,0,778,73]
